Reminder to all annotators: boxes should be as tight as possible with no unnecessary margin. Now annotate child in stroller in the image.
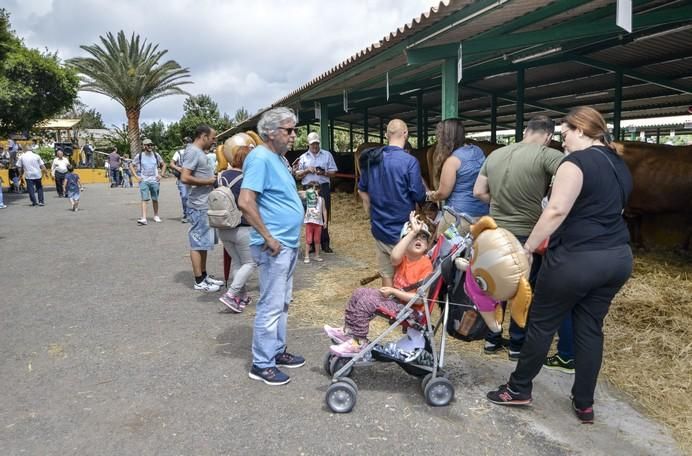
[324,212,433,355]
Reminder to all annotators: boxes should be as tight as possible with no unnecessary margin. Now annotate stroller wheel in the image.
[326,381,357,413]
[421,373,434,393]
[329,356,353,377]
[323,352,335,376]
[424,377,455,407]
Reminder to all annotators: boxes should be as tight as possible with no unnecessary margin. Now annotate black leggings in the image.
[508,244,632,408]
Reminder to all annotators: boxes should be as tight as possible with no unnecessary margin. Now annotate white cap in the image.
[307,132,320,144]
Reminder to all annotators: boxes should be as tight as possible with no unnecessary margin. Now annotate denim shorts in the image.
[188,208,216,251]
[139,180,160,201]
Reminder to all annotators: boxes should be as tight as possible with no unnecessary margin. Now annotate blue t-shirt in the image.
[358,145,427,245]
[241,145,304,248]
[445,144,489,217]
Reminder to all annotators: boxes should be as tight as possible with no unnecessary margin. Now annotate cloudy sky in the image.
[5,0,441,126]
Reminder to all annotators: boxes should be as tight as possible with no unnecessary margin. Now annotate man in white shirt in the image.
[16,148,47,206]
[129,139,166,225]
[294,132,338,253]
[51,149,71,197]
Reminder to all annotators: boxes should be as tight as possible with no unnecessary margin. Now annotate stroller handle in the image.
[441,206,475,226]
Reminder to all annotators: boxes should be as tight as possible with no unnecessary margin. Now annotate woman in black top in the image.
[487,106,634,423]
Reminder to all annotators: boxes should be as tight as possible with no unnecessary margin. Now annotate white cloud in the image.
[4,0,440,125]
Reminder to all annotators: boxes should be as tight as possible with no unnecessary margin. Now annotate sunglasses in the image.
[277,127,298,135]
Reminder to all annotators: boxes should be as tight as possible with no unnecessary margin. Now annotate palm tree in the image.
[68,31,191,153]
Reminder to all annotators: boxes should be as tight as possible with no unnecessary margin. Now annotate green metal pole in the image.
[424,108,429,146]
[379,118,384,143]
[515,68,525,142]
[613,69,623,141]
[490,93,497,143]
[656,127,660,144]
[319,102,329,149]
[363,108,369,142]
[349,123,354,153]
[417,92,424,149]
[329,119,335,151]
[441,58,459,120]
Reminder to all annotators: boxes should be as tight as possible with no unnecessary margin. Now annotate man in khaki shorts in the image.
[357,119,427,286]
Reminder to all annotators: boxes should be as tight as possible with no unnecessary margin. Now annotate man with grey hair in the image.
[473,115,565,363]
[239,107,305,386]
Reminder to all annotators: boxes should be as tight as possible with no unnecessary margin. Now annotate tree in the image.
[177,94,232,138]
[234,107,249,125]
[0,9,79,136]
[68,31,191,155]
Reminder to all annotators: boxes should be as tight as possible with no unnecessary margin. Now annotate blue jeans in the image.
[27,178,44,205]
[250,245,298,368]
[176,179,189,218]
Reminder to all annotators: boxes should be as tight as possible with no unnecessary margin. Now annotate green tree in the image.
[234,106,249,125]
[177,94,232,138]
[68,31,191,155]
[0,9,79,136]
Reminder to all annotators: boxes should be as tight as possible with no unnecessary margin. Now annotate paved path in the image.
[0,181,681,455]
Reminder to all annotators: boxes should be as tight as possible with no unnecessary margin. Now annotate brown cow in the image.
[613,141,692,249]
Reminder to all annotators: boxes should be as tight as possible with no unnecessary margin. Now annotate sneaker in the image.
[572,398,594,424]
[153,215,162,223]
[204,275,224,286]
[275,350,305,368]
[544,354,575,374]
[486,384,532,406]
[38,202,45,206]
[240,295,252,309]
[137,218,148,225]
[219,293,243,313]
[248,365,290,386]
[322,246,334,254]
[0,204,6,209]
[323,325,350,344]
[330,338,363,357]
[508,350,521,362]
[181,217,188,223]
[193,280,220,292]
[484,337,509,354]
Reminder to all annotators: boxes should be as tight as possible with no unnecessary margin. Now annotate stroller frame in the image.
[325,209,475,413]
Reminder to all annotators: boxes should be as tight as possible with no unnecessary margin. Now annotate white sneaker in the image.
[137,218,148,225]
[194,281,220,292]
[0,204,6,209]
[205,275,224,286]
[153,215,162,223]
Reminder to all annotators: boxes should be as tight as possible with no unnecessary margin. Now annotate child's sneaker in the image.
[572,398,595,423]
[330,338,363,357]
[323,325,350,344]
[153,215,162,223]
[486,384,532,406]
[137,218,147,225]
[544,354,575,374]
[248,365,290,386]
[219,293,243,313]
[240,295,252,309]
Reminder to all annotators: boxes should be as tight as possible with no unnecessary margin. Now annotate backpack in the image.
[207,173,243,229]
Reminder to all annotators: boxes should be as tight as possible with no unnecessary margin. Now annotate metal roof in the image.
[34,118,81,129]
[227,0,692,138]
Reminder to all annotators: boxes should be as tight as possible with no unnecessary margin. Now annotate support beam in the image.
[490,94,498,144]
[516,68,525,142]
[363,108,369,142]
[423,109,429,146]
[573,56,692,95]
[441,58,459,120]
[329,119,335,151]
[349,123,354,153]
[466,85,567,115]
[416,92,424,147]
[319,102,329,149]
[613,69,623,141]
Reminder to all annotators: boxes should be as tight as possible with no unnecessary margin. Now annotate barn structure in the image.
[224,0,692,248]
[226,0,692,150]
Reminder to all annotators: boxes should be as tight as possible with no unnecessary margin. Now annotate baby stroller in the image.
[324,208,491,413]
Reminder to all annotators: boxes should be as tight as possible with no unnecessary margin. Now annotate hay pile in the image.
[291,192,692,452]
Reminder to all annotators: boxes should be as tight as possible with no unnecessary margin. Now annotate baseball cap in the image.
[400,220,432,240]
[142,138,153,145]
[307,132,320,144]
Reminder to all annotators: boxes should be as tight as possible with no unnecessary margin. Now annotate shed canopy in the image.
[34,118,81,129]
[227,0,692,142]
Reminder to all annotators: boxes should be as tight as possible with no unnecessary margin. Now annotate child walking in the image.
[63,165,81,211]
[324,212,434,356]
[302,181,328,263]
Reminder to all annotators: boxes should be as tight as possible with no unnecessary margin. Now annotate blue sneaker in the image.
[275,350,305,368]
[248,365,290,386]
